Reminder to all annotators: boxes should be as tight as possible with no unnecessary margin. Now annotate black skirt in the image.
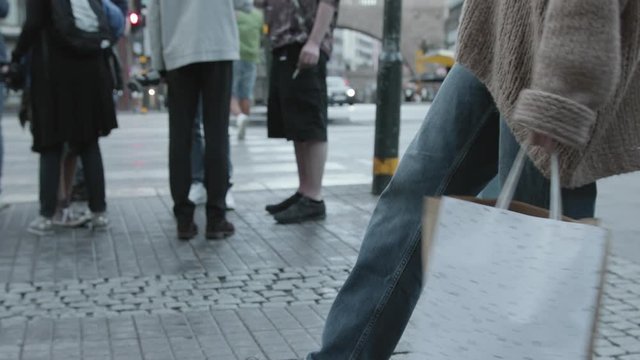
[29,36,118,153]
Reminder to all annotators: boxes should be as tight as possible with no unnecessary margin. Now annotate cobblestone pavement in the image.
[3,111,640,359]
[0,187,638,359]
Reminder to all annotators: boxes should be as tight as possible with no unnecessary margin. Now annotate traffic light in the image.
[129,11,143,33]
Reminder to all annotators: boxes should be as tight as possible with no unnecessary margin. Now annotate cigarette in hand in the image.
[292,69,300,79]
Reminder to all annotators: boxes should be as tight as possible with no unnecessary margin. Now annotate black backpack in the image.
[50,0,112,55]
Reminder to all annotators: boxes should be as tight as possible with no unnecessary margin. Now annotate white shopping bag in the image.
[415,149,609,359]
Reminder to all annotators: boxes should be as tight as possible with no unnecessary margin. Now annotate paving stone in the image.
[69,302,95,309]
[595,346,627,357]
[219,281,245,289]
[164,302,188,310]
[278,272,303,279]
[168,282,193,291]
[272,283,295,291]
[223,274,251,282]
[194,283,223,290]
[111,304,138,312]
[261,291,287,299]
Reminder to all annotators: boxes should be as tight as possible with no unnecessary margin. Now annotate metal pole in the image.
[372,0,403,195]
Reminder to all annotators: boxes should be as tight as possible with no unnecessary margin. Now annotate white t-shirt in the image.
[70,0,99,32]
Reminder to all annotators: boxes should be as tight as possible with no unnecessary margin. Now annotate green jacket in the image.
[237,8,264,63]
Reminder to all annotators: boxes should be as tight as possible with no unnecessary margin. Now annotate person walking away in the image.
[309,0,640,359]
[0,0,9,211]
[232,0,263,140]
[188,0,263,208]
[148,0,239,240]
[264,0,339,224]
[14,0,118,236]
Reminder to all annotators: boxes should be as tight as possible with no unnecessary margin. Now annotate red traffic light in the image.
[129,12,140,25]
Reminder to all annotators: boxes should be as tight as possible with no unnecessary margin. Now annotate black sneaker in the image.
[206,218,235,240]
[274,197,326,224]
[177,221,198,240]
[265,192,302,214]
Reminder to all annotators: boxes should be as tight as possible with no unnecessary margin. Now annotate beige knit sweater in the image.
[456,0,640,188]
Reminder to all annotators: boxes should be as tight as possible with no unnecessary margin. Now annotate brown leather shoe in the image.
[206,218,235,240]
[177,221,198,240]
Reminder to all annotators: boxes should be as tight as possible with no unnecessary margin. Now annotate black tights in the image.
[39,141,106,217]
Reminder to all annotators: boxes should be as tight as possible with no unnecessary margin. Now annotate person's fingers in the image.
[300,53,318,68]
[530,132,555,152]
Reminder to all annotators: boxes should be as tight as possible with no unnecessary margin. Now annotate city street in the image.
[1,104,640,359]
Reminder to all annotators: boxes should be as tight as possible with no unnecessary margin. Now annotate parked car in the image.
[327,76,356,105]
[403,81,420,102]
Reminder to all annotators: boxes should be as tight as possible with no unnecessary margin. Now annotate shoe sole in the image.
[266,205,293,215]
[178,227,198,240]
[53,218,91,228]
[205,230,234,240]
[275,213,326,225]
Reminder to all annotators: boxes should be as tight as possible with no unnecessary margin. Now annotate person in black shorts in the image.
[264,0,340,224]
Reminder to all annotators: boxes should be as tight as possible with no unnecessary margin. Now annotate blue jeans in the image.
[232,60,257,100]
[0,84,5,195]
[309,65,597,359]
[191,96,233,184]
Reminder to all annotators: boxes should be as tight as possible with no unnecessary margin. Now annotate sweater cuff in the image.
[513,89,597,148]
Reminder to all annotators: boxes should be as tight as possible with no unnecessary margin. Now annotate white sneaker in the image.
[188,182,207,205]
[52,207,90,228]
[226,191,236,211]
[27,216,54,236]
[237,113,248,140]
[89,212,110,231]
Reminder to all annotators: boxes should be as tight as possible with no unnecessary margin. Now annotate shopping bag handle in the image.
[496,147,563,221]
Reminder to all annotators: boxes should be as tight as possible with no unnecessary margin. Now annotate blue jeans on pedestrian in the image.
[232,60,257,100]
[0,84,5,196]
[308,65,597,360]
[191,96,233,185]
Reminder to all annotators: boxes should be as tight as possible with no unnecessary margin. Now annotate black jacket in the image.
[13,0,118,152]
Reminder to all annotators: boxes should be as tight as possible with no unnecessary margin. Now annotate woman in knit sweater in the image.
[309,1,640,359]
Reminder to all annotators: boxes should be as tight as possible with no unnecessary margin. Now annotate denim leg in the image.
[498,120,597,219]
[0,84,5,195]
[310,65,501,360]
[191,97,205,184]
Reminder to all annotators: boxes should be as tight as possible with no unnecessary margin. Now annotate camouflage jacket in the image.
[264,0,339,57]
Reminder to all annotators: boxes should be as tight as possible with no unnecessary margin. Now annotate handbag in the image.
[414,148,609,359]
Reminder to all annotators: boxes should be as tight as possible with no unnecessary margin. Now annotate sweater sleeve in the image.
[512,0,623,149]
[147,0,165,71]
